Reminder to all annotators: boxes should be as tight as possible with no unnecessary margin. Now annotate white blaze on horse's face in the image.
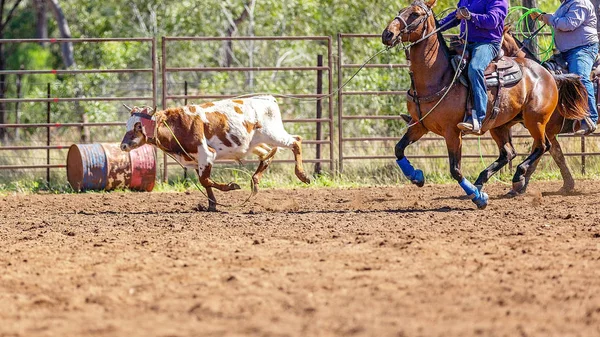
[120,108,147,152]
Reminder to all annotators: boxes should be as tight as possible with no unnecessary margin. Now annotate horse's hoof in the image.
[558,182,575,195]
[472,192,489,210]
[505,190,518,198]
[228,182,241,190]
[411,169,425,187]
[511,180,526,195]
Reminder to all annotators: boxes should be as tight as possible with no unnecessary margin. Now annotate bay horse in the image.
[501,27,589,194]
[381,0,588,209]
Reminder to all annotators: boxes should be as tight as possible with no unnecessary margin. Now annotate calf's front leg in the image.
[196,144,240,211]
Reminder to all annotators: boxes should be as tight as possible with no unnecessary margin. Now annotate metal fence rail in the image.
[0,37,157,182]
[0,32,598,185]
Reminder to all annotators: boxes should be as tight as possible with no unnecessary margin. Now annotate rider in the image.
[439,0,509,133]
[533,0,599,135]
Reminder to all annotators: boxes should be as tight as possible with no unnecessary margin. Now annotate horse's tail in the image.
[553,74,589,120]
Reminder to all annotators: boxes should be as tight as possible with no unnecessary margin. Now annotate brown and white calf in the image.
[120,95,310,211]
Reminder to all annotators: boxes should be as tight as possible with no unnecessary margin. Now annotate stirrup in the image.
[574,116,597,136]
[457,115,482,134]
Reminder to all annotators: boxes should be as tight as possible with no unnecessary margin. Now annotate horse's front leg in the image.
[395,123,428,187]
[446,130,489,209]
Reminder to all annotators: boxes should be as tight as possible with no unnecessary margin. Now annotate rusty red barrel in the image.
[67,143,155,192]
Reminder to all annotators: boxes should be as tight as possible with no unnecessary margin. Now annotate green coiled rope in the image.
[508,6,555,61]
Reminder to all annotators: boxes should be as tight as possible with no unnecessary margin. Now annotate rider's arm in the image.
[549,5,587,32]
[438,10,460,31]
[469,0,508,30]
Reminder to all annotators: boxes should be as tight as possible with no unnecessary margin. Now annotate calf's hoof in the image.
[227,182,241,190]
[251,179,260,196]
[295,169,311,184]
[195,204,218,212]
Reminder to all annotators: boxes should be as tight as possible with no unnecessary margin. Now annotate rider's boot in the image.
[457,110,482,134]
[574,116,597,136]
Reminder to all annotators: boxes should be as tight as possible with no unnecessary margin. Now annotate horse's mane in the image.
[434,18,453,60]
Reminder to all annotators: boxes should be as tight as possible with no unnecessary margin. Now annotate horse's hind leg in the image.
[445,129,488,209]
[514,135,552,194]
[251,146,277,195]
[548,135,575,194]
[395,123,428,186]
[510,120,549,195]
[474,124,517,191]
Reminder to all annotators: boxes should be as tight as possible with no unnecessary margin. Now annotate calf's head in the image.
[120,105,156,152]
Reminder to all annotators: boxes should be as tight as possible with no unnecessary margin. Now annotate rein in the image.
[395,4,470,130]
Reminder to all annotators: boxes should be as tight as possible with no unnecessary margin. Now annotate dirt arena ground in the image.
[1,181,600,337]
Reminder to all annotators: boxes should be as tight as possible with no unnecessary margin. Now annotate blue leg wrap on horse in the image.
[396,158,415,179]
[459,178,479,199]
[460,178,488,208]
[397,158,424,185]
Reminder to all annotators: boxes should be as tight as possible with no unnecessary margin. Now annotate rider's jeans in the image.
[563,43,599,123]
[467,42,501,124]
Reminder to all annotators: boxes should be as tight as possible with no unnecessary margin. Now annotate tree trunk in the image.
[33,0,48,45]
[46,0,88,141]
[46,0,74,68]
[223,5,249,67]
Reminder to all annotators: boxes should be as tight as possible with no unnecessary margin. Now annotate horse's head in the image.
[501,25,525,58]
[382,0,436,47]
[120,105,156,152]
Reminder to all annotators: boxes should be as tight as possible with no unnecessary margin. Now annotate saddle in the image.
[449,38,523,130]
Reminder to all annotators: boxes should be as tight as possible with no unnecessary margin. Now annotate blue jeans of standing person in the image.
[467,42,501,126]
[563,43,599,124]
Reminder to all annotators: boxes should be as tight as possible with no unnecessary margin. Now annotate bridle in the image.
[392,1,434,48]
[389,1,455,52]
[130,110,157,140]
[386,2,470,129]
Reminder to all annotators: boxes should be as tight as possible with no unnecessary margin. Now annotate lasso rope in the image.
[508,6,554,61]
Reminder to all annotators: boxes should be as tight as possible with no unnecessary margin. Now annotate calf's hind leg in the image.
[262,133,311,185]
[251,145,278,195]
[290,136,311,184]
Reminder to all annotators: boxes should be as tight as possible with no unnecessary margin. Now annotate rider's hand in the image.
[455,7,471,20]
[530,12,552,25]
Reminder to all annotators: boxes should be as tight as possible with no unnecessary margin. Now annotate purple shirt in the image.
[439,0,509,43]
